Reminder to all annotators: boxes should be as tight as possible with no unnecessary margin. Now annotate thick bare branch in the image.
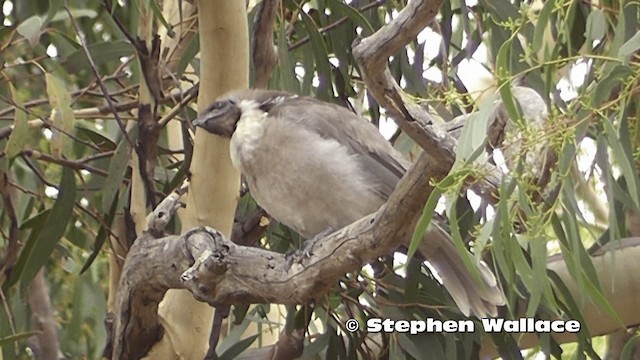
[480,239,640,359]
[352,0,501,201]
[27,270,63,360]
[112,148,441,359]
[252,0,279,88]
[111,184,190,359]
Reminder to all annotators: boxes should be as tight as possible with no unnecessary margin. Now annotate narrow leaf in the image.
[618,31,640,57]
[585,9,607,47]
[16,15,43,46]
[102,128,136,213]
[17,167,76,289]
[620,335,640,360]
[80,193,118,274]
[448,188,484,287]
[277,24,299,93]
[532,0,556,58]
[217,334,259,360]
[4,84,30,160]
[603,115,640,209]
[407,182,446,261]
[299,11,333,101]
[177,34,199,77]
[62,41,134,73]
[148,0,175,37]
[326,0,374,35]
[0,331,40,346]
[46,73,76,158]
[454,94,496,166]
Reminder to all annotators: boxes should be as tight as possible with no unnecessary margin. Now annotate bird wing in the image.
[267,96,409,199]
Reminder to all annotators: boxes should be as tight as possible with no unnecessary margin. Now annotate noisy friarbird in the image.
[192,89,504,317]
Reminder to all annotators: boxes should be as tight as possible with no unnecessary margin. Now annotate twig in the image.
[74,201,120,240]
[20,156,58,188]
[21,149,110,177]
[0,72,130,118]
[0,287,19,356]
[78,151,115,163]
[204,305,229,360]
[158,82,199,127]
[288,0,387,51]
[64,2,134,147]
[0,94,102,152]
[0,83,198,141]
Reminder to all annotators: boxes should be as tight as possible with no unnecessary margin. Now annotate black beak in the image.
[191,115,210,128]
[191,100,240,138]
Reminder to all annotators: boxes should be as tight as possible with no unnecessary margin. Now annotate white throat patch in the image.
[230,100,268,170]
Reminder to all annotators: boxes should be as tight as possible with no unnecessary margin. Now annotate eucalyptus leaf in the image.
[46,73,76,158]
[16,15,43,46]
[618,31,640,58]
[15,167,76,291]
[4,84,30,160]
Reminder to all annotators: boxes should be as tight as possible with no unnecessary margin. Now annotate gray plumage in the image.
[193,89,504,317]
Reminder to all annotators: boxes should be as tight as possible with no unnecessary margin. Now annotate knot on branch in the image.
[181,227,233,301]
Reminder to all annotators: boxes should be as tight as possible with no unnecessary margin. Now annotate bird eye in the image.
[208,99,234,112]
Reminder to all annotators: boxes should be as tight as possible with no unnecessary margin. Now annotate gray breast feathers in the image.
[266,97,409,199]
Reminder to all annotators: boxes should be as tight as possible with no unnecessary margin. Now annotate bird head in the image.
[191,96,241,138]
[191,89,296,138]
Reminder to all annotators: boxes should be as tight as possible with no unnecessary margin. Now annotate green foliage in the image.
[3,85,30,161]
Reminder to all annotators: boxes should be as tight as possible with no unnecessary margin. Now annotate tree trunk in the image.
[150,1,249,358]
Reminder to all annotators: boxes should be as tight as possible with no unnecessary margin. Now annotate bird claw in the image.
[284,241,314,270]
[284,228,334,270]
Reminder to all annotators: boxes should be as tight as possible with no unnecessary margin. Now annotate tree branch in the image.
[252,0,279,88]
[288,0,387,51]
[111,148,439,359]
[65,1,133,148]
[27,270,63,360]
[20,149,110,177]
[480,238,640,359]
[352,0,502,201]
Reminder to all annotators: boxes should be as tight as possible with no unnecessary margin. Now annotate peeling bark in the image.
[112,148,440,358]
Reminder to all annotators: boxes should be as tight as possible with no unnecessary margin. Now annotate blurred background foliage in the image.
[0,0,639,359]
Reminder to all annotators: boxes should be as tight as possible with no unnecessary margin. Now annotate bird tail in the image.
[417,226,505,318]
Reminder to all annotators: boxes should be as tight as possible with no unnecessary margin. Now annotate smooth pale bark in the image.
[480,239,640,359]
[107,214,127,312]
[108,0,155,352]
[152,0,249,358]
[129,1,154,235]
[109,0,183,315]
